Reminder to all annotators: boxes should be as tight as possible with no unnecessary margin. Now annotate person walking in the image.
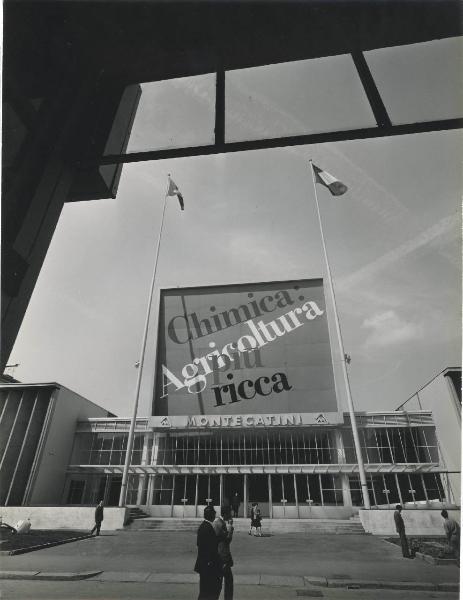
[91,500,104,536]
[248,503,262,536]
[248,502,256,535]
[441,509,460,560]
[194,505,222,600]
[231,493,240,518]
[394,504,410,558]
[254,505,263,536]
[213,508,234,600]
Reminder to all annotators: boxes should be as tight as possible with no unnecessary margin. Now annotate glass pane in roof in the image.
[126,74,216,153]
[365,37,462,125]
[225,54,376,142]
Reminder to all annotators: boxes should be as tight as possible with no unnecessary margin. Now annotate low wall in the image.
[359,509,460,536]
[0,507,129,531]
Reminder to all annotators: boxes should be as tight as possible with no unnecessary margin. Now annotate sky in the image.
[7,37,462,418]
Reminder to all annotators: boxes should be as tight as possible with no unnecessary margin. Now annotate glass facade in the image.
[349,472,445,508]
[66,415,455,514]
[342,426,439,464]
[71,432,146,465]
[157,429,338,466]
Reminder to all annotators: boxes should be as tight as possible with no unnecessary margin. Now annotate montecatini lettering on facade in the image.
[186,414,303,427]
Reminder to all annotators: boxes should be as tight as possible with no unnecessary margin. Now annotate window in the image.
[67,480,85,504]
[125,74,216,153]
[225,54,375,142]
[320,474,343,506]
[152,475,174,505]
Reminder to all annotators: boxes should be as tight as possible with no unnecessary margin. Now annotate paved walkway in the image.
[0,580,459,600]
[0,530,458,584]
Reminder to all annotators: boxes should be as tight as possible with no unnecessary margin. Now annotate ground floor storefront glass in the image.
[349,472,446,507]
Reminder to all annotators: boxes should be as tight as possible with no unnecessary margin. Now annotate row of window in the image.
[349,472,445,506]
[70,426,439,466]
[343,427,439,464]
[151,473,344,507]
[156,431,338,466]
[66,472,448,508]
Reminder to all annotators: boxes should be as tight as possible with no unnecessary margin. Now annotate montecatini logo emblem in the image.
[315,414,328,424]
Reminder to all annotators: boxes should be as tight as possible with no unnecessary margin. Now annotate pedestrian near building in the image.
[213,509,234,600]
[441,509,460,560]
[393,504,410,558]
[248,503,262,536]
[194,505,222,600]
[231,493,240,518]
[91,500,104,536]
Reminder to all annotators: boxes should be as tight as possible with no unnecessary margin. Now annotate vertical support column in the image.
[335,429,352,507]
[170,475,175,517]
[214,67,225,148]
[395,474,403,505]
[293,474,299,518]
[152,433,160,465]
[445,472,453,505]
[146,475,154,509]
[194,474,199,517]
[243,474,248,520]
[219,473,223,511]
[268,474,273,519]
[136,433,150,505]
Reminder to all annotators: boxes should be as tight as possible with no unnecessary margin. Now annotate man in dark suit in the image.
[91,500,104,536]
[194,505,222,600]
[394,504,410,558]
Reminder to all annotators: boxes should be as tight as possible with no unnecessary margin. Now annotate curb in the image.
[0,570,459,591]
[304,576,459,592]
[0,534,94,556]
[0,570,102,581]
[415,551,459,566]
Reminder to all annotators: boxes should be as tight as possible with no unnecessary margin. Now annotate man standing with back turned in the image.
[91,500,104,536]
[194,505,222,600]
[394,504,410,558]
[441,509,460,560]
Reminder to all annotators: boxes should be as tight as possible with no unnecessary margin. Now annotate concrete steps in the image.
[124,517,367,534]
[128,507,149,520]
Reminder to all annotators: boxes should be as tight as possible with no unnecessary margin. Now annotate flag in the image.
[312,164,348,196]
[167,176,184,210]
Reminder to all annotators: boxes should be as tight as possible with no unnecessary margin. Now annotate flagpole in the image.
[309,159,371,510]
[119,178,170,507]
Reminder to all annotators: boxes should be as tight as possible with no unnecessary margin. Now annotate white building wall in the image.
[26,385,110,505]
[400,369,461,505]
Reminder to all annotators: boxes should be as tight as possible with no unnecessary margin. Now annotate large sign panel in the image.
[152,279,338,416]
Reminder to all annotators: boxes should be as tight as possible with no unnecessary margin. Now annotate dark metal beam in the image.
[214,68,225,146]
[91,118,463,167]
[351,51,392,128]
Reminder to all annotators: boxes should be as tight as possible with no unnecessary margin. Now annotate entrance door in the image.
[172,475,197,518]
[248,474,269,517]
[271,474,297,518]
[107,476,122,506]
[223,474,244,517]
[196,475,220,516]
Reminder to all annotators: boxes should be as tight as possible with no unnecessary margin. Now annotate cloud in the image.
[338,213,460,292]
[362,310,423,349]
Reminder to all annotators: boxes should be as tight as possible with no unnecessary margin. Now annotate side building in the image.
[396,367,461,507]
[0,382,114,507]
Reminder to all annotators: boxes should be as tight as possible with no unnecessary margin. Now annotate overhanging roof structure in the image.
[2,0,462,371]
